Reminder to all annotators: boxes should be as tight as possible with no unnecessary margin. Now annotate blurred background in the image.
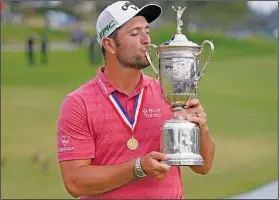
[1,0,278,199]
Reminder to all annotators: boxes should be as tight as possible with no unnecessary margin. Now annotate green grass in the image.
[1,23,72,44]
[1,29,278,199]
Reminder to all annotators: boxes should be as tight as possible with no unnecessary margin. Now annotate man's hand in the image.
[172,99,215,175]
[141,152,171,180]
[173,99,208,129]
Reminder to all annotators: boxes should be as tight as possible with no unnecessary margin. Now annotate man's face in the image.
[115,16,151,70]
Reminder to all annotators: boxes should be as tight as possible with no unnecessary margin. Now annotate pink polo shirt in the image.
[57,66,184,199]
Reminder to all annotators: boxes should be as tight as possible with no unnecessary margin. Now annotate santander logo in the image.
[142,108,161,119]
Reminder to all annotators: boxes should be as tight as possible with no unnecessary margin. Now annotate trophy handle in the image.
[146,44,159,80]
[194,40,214,86]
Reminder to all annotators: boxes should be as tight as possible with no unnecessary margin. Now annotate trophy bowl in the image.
[146,6,214,166]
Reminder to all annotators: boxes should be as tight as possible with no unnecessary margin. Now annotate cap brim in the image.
[136,4,162,24]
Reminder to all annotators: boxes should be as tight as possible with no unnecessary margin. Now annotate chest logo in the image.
[142,108,161,118]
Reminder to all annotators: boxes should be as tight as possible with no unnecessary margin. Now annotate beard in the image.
[116,46,150,70]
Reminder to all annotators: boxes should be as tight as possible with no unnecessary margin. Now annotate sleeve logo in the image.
[61,136,70,146]
[59,135,75,152]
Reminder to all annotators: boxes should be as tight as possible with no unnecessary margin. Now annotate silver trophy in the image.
[146,6,214,166]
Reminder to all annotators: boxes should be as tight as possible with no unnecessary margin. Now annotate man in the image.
[57,1,215,199]
[88,37,95,65]
[40,32,48,65]
[0,0,8,12]
[26,35,35,66]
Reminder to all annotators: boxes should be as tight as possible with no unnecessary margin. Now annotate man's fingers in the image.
[185,107,205,114]
[149,160,171,179]
[158,162,171,171]
[142,155,171,179]
[196,113,207,119]
[187,116,207,128]
[176,112,195,120]
[150,151,170,161]
[175,110,207,120]
[185,98,200,108]
[155,162,171,173]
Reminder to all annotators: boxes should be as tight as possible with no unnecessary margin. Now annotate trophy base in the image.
[162,153,205,166]
[161,119,205,166]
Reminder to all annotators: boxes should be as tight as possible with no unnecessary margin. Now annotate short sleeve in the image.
[57,95,95,162]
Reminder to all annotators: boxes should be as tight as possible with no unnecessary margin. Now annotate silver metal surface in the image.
[146,6,214,166]
[172,6,186,34]
[161,120,204,166]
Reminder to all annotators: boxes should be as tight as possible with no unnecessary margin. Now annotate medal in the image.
[127,136,139,150]
[108,88,145,150]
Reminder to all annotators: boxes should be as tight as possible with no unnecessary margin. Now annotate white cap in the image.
[96,1,162,46]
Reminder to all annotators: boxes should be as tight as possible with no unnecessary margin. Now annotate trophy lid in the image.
[165,33,200,47]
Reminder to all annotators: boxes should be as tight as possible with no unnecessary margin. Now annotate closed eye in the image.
[131,30,138,36]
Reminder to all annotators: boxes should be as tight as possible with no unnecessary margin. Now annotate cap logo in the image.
[99,20,116,39]
[122,2,138,11]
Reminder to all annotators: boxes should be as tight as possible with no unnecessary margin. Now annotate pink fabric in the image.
[57,66,184,199]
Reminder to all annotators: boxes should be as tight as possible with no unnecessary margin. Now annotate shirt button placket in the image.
[127,98,134,120]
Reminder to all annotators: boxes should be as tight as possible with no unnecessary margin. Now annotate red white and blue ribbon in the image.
[108,88,144,131]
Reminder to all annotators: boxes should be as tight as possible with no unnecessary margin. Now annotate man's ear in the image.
[102,37,117,55]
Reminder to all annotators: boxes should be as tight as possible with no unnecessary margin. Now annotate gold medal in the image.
[127,136,139,150]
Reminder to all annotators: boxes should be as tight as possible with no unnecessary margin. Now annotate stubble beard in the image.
[116,47,150,70]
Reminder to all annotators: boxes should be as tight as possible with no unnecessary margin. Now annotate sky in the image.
[247,1,278,16]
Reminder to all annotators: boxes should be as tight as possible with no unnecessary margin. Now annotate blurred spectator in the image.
[40,32,48,65]
[0,0,8,12]
[89,37,95,65]
[26,35,35,66]
[70,28,85,44]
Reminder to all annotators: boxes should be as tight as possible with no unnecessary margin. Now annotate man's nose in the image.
[141,32,151,45]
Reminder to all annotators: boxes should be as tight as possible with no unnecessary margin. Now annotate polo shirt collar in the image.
[96,66,151,97]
